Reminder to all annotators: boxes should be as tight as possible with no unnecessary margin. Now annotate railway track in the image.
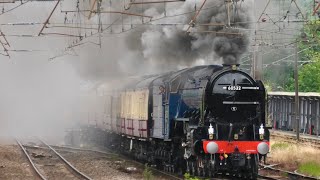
[52,145,291,180]
[19,142,318,180]
[50,146,320,180]
[259,164,319,180]
[53,145,183,180]
[19,141,182,180]
[258,175,278,180]
[16,138,92,180]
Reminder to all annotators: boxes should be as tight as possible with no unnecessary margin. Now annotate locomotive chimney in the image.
[222,64,240,70]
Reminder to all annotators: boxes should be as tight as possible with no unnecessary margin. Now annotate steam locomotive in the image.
[66,64,270,179]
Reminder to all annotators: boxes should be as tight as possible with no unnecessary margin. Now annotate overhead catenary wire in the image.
[0,0,311,61]
[0,31,11,57]
[38,0,61,36]
[0,0,30,16]
[53,6,308,55]
[4,0,304,40]
[51,4,237,55]
[185,0,207,33]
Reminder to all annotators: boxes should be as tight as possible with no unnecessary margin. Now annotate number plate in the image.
[227,86,242,91]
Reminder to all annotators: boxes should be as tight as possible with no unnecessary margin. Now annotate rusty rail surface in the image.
[38,139,93,180]
[16,139,47,180]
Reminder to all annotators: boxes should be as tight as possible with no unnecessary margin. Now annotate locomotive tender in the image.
[68,64,270,179]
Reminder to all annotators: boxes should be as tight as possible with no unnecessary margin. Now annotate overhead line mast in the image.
[38,0,61,36]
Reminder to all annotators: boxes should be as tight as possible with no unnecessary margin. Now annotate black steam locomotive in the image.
[66,64,270,179]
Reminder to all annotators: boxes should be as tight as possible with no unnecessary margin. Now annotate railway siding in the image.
[16,138,92,180]
[259,164,319,180]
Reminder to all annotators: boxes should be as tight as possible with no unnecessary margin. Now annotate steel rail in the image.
[145,165,183,180]
[112,150,182,180]
[120,157,183,180]
[260,164,318,180]
[54,145,183,180]
[55,145,292,180]
[214,172,278,180]
[50,145,117,156]
[38,139,93,180]
[257,174,278,180]
[15,139,47,180]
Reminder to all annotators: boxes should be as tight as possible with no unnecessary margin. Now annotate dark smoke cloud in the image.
[69,0,253,81]
[126,0,253,65]
[141,27,197,63]
[213,36,249,65]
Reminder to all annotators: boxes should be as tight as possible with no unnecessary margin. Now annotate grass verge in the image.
[269,139,320,178]
[271,142,289,150]
[298,161,320,177]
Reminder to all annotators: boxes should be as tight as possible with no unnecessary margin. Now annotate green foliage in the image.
[184,173,201,180]
[298,57,320,92]
[298,161,320,177]
[143,164,154,180]
[284,49,320,92]
[271,142,290,150]
[284,19,320,92]
[262,1,320,92]
[264,65,293,91]
[282,172,288,177]
[263,81,274,93]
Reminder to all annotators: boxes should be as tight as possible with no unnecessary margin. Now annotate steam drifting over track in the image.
[16,138,92,180]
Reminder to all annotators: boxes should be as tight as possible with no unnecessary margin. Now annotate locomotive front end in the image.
[202,65,270,178]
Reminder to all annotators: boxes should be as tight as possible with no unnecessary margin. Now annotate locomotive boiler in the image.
[66,64,270,179]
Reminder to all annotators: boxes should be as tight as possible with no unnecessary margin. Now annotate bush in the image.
[143,164,154,180]
[184,173,201,180]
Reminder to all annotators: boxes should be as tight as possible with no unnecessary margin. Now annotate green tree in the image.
[263,1,320,92]
[284,17,320,92]
[285,53,320,92]
[285,34,320,92]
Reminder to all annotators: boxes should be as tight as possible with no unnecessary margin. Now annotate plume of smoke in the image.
[71,0,253,82]
[125,0,253,65]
